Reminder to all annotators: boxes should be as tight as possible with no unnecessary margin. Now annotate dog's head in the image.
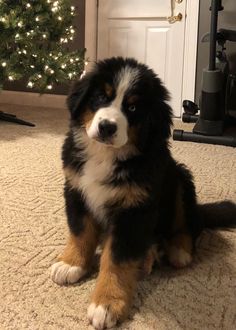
[67,57,172,150]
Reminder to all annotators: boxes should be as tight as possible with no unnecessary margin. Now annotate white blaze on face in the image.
[86,66,139,148]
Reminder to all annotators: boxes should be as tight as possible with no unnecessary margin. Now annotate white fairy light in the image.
[43,34,47,38]
[37,74,42,78]
[70,28,75,34]
[18,21,23,27]
[23,49,27,54]
[71,6,75,11]
[2,62,7,67]
[61,64,66,69]
[8,76,14,81]
[58,16,62,21]
[0,17,6,22]
[45,65,49,70]
[28,82,34,88]
[70,59,74,63]
[80,70,86,79]
[30,65,35,68]
[47,85,53,90]
[68,73,73,78]
[26,3,31,8]
[50,69,55,74]
[15,33,20,38]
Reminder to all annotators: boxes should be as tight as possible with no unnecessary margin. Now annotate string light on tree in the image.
[27,81,34,88]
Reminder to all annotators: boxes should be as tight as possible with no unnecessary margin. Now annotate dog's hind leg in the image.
[165,182,194,268]
[165,232,193,268]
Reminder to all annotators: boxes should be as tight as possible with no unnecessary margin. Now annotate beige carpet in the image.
[0,104,236,330]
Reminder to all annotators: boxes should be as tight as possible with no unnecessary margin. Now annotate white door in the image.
[97,0,187,117]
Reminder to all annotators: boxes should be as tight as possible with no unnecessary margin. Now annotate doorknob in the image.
[167,12,183,24]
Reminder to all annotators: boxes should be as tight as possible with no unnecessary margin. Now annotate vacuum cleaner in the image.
[173,0,236,147]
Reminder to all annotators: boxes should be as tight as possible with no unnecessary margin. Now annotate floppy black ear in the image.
[67,73,92,119]
[151,77,173,141]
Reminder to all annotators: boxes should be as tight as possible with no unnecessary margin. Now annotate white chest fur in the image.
[65,130,146,224]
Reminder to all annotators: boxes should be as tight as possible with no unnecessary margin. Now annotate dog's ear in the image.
[150,78,172,142]
[67,73,92,119]
[139,78,172,151]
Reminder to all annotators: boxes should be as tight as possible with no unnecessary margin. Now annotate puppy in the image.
[51,57,236,329]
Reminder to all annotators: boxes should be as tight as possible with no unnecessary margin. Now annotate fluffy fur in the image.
[51,57,236,329]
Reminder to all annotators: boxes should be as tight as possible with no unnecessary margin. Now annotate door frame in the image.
[85,0,200,112]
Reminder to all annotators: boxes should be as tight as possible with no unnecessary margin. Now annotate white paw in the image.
[87,303,117,330]
[51,261,86,285]
[168,247,192,268]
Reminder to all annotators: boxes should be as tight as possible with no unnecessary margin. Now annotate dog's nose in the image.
[98,119,117,138]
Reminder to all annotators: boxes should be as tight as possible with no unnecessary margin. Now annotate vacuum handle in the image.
[209,0,220,71]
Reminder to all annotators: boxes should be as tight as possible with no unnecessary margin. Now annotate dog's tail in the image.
[198,201,236,229]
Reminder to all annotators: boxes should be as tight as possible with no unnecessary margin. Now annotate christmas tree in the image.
[0,0,85,92]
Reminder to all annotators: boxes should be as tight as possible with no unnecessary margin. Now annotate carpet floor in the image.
[0,104,236,330]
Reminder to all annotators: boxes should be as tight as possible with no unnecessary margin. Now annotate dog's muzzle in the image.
[98,119,117,140]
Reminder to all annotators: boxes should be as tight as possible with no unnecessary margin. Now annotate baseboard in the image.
[0,91,67,109]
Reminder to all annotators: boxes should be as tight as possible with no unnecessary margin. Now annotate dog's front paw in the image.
[87,303,118,330]
[51,261,86,285]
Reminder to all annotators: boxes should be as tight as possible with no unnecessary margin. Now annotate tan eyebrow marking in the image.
[104,83,113,97]
[127,95,139,104]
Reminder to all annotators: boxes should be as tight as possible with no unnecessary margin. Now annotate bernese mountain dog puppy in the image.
[51,57,236,330]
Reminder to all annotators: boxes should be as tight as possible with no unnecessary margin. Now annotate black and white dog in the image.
[51,57,236,330]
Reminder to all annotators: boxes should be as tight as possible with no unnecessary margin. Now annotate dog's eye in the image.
[98,94,107,103]
[128,104,136,112]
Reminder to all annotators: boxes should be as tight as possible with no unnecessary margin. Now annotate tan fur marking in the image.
[58,215,100,270]
[91,238,140,321]
[120,183,148,207]
[104,83,113,97]
[141,244,159,277]
[81,107,95,131]
[127,94,139,104]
